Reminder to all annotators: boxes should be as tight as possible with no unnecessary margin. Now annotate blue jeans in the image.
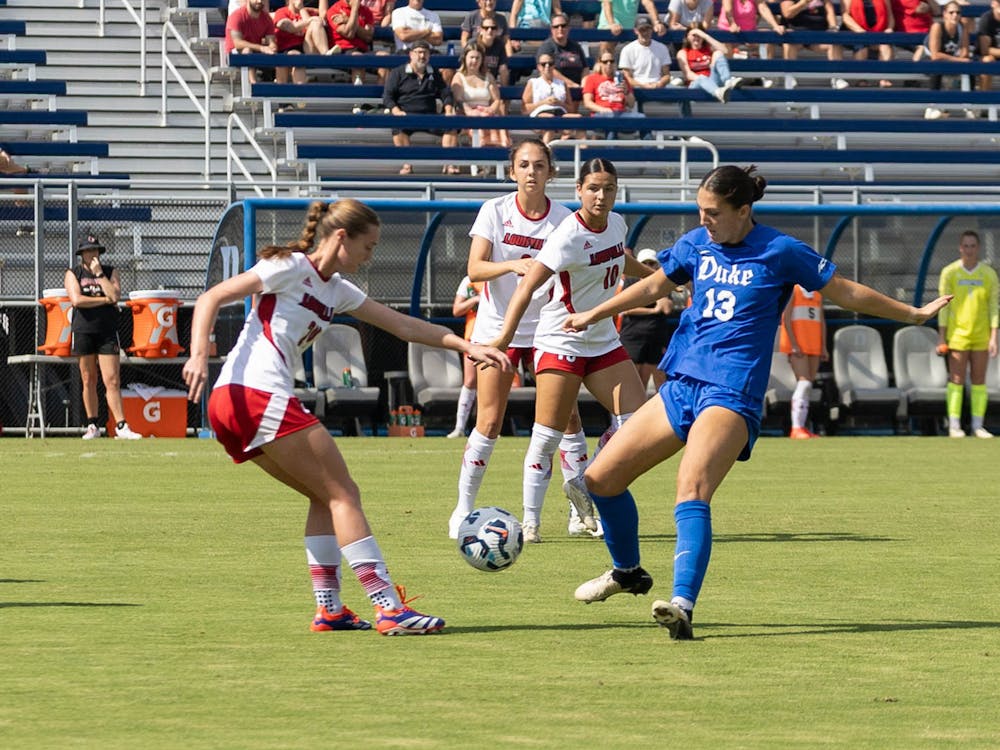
[591,110,648,140]
[688,56,733,98]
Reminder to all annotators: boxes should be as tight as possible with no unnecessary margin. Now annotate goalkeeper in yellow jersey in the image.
[937,230,999,438]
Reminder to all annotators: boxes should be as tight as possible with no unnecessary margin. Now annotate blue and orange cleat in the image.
[375,586,445,636]
[310,605,372,632]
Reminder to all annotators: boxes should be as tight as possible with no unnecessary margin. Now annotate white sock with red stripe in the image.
[522,423,564,527]
[341,535,402,610]
[791,380,811,429]
[454,385,476,433]
[305,534,343,612]
[456,428,496,515]
[558,430,588,483]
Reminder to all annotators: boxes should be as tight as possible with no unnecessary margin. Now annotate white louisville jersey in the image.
[214,253,368,394]
[534,211,629,357]
[469,192,573,348]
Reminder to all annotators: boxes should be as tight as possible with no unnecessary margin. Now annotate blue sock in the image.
[672,500,712,607]
[591,490,640,570]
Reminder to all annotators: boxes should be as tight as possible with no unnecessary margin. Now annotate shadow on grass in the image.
[552,532,898,545]
[0,579,46,584]
[444,622,655,634]
[0,602,141,609]
[703,619,1000,639]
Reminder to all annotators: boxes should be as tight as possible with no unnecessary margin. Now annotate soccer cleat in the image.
[789,427,817,440]
[568,511,604,538]
[651,600,694,640]
[973,427,994,439]
[948,427,967,438]
[445,428,465,439]
[448,507,469,540]
[563,476,599,532]
[82,424,101,440]
[310,605,372,632]
[114,423,142,440]
[375,586,444,636]
[523,524,542,544]
[574,567,653,603]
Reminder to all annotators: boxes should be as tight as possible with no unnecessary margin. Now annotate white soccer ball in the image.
[456,506,523,572]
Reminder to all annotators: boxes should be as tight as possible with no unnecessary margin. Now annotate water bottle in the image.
[341,367,353,387]
[614,70,624,87]
[447,41,455,56]
[412,409,422,426]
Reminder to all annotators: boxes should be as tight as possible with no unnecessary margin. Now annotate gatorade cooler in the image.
[37,288,73,356]
[126,290,184,358]
[107,385,188,437]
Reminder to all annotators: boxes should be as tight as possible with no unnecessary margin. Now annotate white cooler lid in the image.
[129,289,182,300]
[42,288,68,298]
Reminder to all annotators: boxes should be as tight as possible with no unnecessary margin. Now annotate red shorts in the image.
[208,384,319,463]
[534,345,631,377]
[507,346,534,370]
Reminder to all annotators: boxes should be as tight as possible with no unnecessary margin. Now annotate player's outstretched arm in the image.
[564,269,672,332]
[821,274,952,325]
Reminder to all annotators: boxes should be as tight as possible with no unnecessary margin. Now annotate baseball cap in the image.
[636,248,658,264]
[634,15,653,28]
[409,39,431,51]
[76,233,106,255]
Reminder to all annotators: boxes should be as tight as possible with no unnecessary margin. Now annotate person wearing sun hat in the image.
[64,233,142,440]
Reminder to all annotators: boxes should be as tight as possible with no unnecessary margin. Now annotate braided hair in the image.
[259,199,380,260]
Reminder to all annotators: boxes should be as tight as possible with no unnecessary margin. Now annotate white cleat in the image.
[973,427,994,439]
[82,424,101,440]
[445,428,464,439]
[523,524,542,544]
[114,423,142,440]
[948,427,967,438]
[448,508,469,540]
[563,476,599,532]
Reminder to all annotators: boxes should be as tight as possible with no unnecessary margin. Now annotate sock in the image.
[791,380,811,429]
[970,384,987,429]
[454,385,476,433]
[558,429,588,484]
[946,381,964,422]
[591,489,640,570]
[87,416,100,427]
[592,412,633,462]
[116,420,127,430]
[672,500,712,609]
[455,429,496,516]
[522,423,564,527]
[305,534,342,612]
[340,536,401,610]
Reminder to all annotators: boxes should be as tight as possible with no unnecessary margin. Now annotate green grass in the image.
[2,436,999,749]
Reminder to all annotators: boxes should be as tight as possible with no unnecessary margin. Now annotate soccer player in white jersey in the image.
[182,199,510,636]
[490,157,654,543]
[562,165,951,640]
[449,139,596,541]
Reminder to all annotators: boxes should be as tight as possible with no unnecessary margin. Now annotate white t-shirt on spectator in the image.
[617,39,672,84]
[391,5,444,51]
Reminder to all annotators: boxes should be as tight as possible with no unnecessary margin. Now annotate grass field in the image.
[2,436,999,749]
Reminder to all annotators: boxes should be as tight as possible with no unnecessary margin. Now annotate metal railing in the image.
[98,0,148,97]
[160,15,214,179]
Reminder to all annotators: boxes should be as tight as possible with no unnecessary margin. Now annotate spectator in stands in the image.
[452,44,510,149]
[510,0,563,30]
[891,0,936,37]
[391,0,443,52]
[474,17,511,87]
[522,52,585,142]
[225,0,278,84]
[461,0,514,57]
[65,234,143,441]
[327,0,378,84]
[0,148,28,176]
[383,40,459,175]
[977,0,1000,91]
[841,0,896,87]
[600,0,666,55]
[666,0,714,30]
[273,0,330,83]
[537,13,589,113]
[582,52,649,137]
[717,0,785,78]
[938,229,999,438]
[922,1,970,119]
[780,0,849,90]
[618,15,679,91]
[358,0,394,29]
[676,26,744,104]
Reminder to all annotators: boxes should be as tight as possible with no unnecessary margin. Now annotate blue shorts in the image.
[658,375,763,462]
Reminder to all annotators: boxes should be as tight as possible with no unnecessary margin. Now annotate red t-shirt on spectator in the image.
[890,0,933,34]
[272,6,316,52]
[359,0,394,26]
[582,73,630,112]
[225,7,277,55]
[327,0,376,53]
[680,47,712,76]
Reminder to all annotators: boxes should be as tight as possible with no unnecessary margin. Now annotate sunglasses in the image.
[481,25,497,30]
[551,23,568,28]
[600,59,615,64]
[538,60,554,66]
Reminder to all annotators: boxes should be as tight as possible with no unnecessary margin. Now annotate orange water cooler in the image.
[126,290,184,358]
[37,288,73,356]
[107,385,189,437]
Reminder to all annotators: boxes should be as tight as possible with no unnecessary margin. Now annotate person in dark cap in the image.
[64,233,142,439]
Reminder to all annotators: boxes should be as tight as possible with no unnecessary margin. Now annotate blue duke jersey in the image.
[658,223,836,398]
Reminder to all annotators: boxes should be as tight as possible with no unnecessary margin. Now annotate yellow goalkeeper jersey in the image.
[938,259,999,350]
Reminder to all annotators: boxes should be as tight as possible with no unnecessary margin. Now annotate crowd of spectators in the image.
[223,0,1000,169]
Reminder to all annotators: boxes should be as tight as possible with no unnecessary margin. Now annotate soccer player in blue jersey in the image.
[563,165,953,640]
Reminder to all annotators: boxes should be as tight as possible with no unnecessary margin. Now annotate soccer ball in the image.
[456,506,523,572]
